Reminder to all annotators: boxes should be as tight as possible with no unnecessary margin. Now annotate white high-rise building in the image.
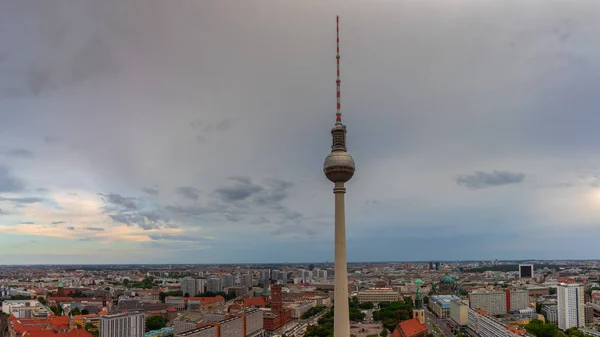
[100,312,145,337]
[558,284,585,330]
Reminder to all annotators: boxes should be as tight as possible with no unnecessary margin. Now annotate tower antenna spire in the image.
[336,15,341,123]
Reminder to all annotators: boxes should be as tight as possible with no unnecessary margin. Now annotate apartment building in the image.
[99,312,145,337]
[468,308,526,337]
[557,284,585,330]
[181,277,206,297]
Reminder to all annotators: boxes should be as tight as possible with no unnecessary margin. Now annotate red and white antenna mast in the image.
[336,15,342,123]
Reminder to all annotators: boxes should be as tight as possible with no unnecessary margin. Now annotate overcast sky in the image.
[1,0,600,264]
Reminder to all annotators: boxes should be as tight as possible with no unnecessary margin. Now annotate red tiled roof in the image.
[9,315,92,336]
[183,296,225,304]
[243,296,267,307]
[398,318,428,337]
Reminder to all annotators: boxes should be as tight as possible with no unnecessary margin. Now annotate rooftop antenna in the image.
[336,15,341,123]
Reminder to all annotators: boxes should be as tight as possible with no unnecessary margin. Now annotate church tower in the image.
[413,279,425,324]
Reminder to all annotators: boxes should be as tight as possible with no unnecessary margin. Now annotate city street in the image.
[425,309,453,337]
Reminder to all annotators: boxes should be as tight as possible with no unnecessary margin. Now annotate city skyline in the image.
[2,0,600,264]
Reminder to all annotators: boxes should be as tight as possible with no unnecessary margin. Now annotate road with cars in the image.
[425,308,453,337]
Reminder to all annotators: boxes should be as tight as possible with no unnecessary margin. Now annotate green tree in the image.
[380,329,389,337]
[70,307,81,315]
[423,296,429,305]
[81,309,89,315]
[159,290,183,303]
[302,306,327,319]
[50,305,63,316]
[359,302,374,310]
[146,315,167,331]
[525,319,559,337]
[38,297,47,305]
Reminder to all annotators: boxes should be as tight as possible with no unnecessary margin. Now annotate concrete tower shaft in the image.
[323,16,353,337]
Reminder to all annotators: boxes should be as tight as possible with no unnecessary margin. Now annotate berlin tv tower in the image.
[323,16,355,337]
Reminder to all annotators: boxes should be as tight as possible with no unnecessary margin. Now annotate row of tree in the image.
[301,306,327,319]
[524,319,591,337]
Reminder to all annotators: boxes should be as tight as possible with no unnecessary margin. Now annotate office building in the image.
[357,288,400,303]
[558,284,585,330]
[450,300,469,326]
[430,295,461,318]
[509,289,530,311]
[100,312,145,337]
[181,278,206,297]
[469,289,528,315]
[519,264,534,279]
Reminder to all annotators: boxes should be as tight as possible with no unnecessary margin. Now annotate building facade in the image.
[181,278,206,297]
[557,284,584,330]
[357,288,400,303]
[541,304,558,324]
[430,295,461,318]
[468,309,524,337]
[207,278,222,293]
[99,312,145,337]
[450,300,469,326]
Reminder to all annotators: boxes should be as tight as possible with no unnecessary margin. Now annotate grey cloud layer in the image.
[455,171,526,190]
[1,0,600,262]
[4,149,34,158]
[0,166,25,192]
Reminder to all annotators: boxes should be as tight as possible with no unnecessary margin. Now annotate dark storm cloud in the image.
[214,177,263,202]
[455,170,526,190]
[142,187,160,195]
[4,149,34,158]
[176,186,201,201]
[98,193,137,210]
[52,221,65,224]
[67,226,75,231]
[0,166,25,192]
[0,196,44,204]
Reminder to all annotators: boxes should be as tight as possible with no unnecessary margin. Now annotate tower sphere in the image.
[323,150,355,183]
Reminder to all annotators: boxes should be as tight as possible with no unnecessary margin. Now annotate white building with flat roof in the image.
[558,284,584,330]
[100,312,145,337]
[357,288,400,303]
